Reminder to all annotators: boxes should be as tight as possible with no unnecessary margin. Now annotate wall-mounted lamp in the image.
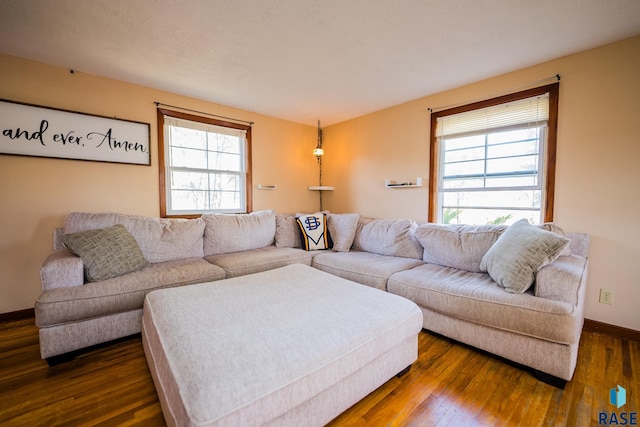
[313,147,324,159]
[314,120,324,163]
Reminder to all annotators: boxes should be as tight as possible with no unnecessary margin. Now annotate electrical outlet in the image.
[599,289,613,305]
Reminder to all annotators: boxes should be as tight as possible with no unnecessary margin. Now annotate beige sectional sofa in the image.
[35,210,589,387]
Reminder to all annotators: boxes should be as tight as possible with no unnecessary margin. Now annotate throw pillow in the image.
[539,222,572,256]
[62,224,149,283]
[327,213,360,252]
[479,219,570,293]
[296,213,331,251]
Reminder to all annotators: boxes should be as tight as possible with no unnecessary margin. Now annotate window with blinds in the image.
[158,109,251,216]
[429,83,559,225]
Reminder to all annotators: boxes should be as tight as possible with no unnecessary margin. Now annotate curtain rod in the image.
[427,74,561,114]
[154,102,254,125]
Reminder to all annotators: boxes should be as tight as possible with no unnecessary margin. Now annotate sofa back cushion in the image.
[65,212,205,263]
[415,223,507,272]
[352,218,423,259]
[327,213,360,252]
[203,210,276,256]
[275,214,302,248]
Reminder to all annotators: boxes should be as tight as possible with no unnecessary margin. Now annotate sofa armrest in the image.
[40,248,84,291]
[534,255,589,306]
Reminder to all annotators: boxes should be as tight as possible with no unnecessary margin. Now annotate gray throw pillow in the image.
[62,224,149,283]
[479,219,570,293]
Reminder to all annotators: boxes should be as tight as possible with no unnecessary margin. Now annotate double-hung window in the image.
[158,109,252,217]
[429,83,559,225]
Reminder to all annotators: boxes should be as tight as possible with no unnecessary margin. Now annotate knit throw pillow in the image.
[479,219,570,293]
[62,224,149,282]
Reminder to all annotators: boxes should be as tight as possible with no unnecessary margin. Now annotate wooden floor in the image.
[0,318,637,426]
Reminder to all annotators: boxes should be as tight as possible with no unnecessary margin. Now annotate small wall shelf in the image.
[308,185,334,191]
[257,184,277,190]
[384,177,423,188]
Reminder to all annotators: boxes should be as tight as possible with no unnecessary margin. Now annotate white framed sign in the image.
[0,99,150,165]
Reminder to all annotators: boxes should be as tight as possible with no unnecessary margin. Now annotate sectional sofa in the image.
[35,209,589,386]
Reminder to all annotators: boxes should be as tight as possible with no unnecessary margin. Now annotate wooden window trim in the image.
[428,83,559,223]
[157,108,253,218]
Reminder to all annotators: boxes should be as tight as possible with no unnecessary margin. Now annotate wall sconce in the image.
[314,120,324,163]
[308,120,334,211]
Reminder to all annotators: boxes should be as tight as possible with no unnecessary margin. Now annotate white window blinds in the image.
[436,94,549,138]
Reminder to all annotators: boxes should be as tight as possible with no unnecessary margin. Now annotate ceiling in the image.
[1,1,639,126]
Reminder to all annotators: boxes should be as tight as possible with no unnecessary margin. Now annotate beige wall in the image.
[325,35,640,331]
[0,54,319,314]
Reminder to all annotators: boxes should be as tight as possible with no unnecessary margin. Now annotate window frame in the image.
[157,108,253,218]
[428,83,559,224]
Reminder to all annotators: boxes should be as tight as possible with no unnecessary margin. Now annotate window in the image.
[429,83,559,225]
[157,109,252,217]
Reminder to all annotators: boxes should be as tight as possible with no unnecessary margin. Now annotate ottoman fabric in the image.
[142,264,422,427]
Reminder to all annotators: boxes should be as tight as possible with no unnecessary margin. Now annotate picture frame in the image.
[0,99,151,166]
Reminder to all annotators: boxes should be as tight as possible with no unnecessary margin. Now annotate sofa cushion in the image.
[205,246,315,278]
[35,258,226,327]
[327,213,360,252]
[312,251,424,291]
[62,225,149,282]
[415,223,506,272]
[352,219,423,259]
[480,219,570,293]
[65,212,205,263]
[275,214,302,248]
[388,263,579,345]
[203,210,276,256]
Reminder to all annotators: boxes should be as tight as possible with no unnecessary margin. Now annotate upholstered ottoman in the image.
[142,264,422,427]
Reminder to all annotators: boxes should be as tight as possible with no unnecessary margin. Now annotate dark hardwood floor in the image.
[0,318,637,426]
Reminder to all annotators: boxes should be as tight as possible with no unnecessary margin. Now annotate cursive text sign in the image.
[0,100,150,165]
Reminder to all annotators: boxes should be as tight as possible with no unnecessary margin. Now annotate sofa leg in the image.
[534,370,567,389]
[46,352,77,366]
[396,365,412,378]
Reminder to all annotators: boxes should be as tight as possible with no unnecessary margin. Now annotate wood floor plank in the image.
[0,318,638,426]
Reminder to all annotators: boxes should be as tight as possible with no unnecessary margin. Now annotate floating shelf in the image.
[257,184,277,190]
[384,177,423,188]
[308,185,334,191]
